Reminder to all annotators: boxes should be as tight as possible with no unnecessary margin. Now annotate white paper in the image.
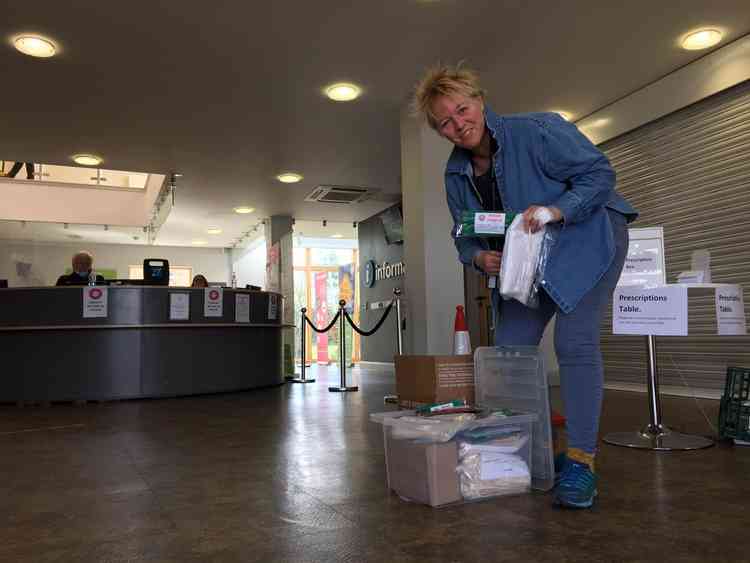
[235,293,250,323]
[169,292,190,321]
[676,270,705,284]
[613,285,688,336]
[268,294,279,320]
[715,285,747,336]
[474,212,506,235]
[204,287,224,317]
[618,228,666,287]
[82,286,108,318]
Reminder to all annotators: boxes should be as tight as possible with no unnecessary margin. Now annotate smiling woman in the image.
[412,62,639,510]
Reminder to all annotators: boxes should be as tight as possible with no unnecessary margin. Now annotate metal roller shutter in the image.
[599,79,750,390]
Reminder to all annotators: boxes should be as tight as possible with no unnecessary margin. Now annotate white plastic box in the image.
[370,345,554,507]
[371,409,536,507]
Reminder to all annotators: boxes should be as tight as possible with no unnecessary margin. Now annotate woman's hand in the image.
[522,205,562,233]
[474,250,502,275]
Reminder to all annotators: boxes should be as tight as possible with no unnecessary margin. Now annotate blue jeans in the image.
[494,209,629,453]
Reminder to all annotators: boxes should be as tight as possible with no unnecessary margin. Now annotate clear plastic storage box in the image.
[370,345,554,507]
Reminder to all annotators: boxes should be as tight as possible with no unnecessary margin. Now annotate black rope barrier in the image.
[303,310,342,333]
[344,300,394,336]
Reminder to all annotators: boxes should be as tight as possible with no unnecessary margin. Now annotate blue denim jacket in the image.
[445,108,638,313]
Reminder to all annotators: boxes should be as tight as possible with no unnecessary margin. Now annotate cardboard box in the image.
[395,355,474,406]
[384,431,462,507]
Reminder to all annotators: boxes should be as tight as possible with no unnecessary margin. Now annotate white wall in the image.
[0,239,230,287]
[233,239,266,289]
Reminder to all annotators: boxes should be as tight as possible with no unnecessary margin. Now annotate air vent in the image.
[305,185,373,204]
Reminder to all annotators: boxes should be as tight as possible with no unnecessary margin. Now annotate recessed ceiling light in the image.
[206,227,222,235]
[14,35,57,58]
[72,154,102,166]
[331,233,343,238]
[276,172,303,183]
[191,240,207,246]
[325,82,362,102]
[233,206,255,214]
[681,29,723,51]
[553,111,572,121]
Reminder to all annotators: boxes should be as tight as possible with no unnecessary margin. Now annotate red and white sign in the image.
[83,286,108,318]
[204,287,224,317]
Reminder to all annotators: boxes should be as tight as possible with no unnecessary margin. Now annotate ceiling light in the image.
[553,111,572,121]
[592,118,611,127]
[206,227,222,235]
[72,154,102,166]
[681,29,723,51]
[331,234,343,238]
[14,35,57,58]
[192,240,207,246]
[325,82,362,102]
[276,172,303,183]
[233,206,255,214]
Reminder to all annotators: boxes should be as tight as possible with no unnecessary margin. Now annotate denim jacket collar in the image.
[445,106,503,174]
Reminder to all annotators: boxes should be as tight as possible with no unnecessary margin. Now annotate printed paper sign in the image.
[204,287,224,317]
[613,285,687,336]
[235,293,250,323]
[618,228,666,287]
[169,292,190,321]
[715,285,747,336]
[268,294,279,321]
[474,212,506,235]
[83,286,108,318]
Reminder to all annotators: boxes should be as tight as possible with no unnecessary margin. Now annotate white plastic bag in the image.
[499,215,546,307]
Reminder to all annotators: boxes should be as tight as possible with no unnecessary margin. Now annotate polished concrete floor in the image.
[1,363,748,562]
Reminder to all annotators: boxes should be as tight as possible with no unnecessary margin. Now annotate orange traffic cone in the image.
[453,305,471,355]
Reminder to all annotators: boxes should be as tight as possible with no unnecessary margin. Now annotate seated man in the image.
[56,251,105,286]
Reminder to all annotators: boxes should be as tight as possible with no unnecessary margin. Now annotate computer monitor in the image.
[143,259,170,286]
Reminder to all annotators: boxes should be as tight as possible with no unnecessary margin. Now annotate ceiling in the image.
[2,1,750,247]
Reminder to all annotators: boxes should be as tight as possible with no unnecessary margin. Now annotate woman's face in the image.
[431,93,485,150]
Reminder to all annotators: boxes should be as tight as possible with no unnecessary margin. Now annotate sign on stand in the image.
[235,293,250,323]
[715,285,747,336]
[618,227,666,287]
[83,287,108,318]
[204,287,224,317]
[613,285,688,336]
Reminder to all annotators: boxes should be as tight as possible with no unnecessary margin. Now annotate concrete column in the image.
[400,109,465,355]
[266,215,294,376]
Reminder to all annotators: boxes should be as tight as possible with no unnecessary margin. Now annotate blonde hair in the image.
[412,62,485,129]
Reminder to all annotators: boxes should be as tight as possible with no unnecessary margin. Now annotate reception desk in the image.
[0,286,287,402]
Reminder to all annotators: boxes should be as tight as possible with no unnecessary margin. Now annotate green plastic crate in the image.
[718,367,750,442]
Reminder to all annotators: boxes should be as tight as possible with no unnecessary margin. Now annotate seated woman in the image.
[191,274,208,288]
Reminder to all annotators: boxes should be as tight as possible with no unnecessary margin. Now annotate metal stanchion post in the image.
[384,288,402,405]
[603,335,713,450]
[329,300,358,392]
[291,307,315,384]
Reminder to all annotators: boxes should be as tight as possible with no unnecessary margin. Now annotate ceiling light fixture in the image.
[331,234,343,238]
[72,154,102,166]
[681,29,723,51]
[206,227,222,235]
[233,206,255,214]
[592,118,611,127]
[13,35,57,58]
[276,172,303,183]
[192,240,207,246]
[553,111,572,121]
[325,82,362,102]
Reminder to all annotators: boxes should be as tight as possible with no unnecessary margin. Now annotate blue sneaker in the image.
[553,460,598,509]
[553,452,569,486]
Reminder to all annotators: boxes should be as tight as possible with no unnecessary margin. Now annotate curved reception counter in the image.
[0,286,287,402]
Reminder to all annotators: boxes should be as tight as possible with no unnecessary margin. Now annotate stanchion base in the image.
[383,395,398,404]
[290,378,316,384]
[603,425,714,451]
[329,386,358,392]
